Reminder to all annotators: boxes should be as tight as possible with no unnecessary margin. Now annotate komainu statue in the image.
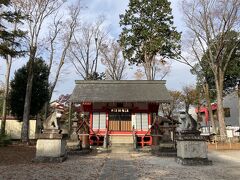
[177,111,198,132]
[43,109,63,131]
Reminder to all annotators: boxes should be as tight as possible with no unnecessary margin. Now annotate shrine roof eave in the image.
[69,80,172,103]
[69,100,172,103]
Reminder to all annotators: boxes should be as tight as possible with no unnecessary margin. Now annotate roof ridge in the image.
[75,80,166,84]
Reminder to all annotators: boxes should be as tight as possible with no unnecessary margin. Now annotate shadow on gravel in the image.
[0,145,36,166]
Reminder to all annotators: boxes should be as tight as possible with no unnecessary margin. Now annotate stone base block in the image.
[176,139,212,165]
[152,150,177,157]
[177,140,207,158]
[37,132,68,139]
[33,155,67,163]
[67,148,92,156]
[175,157,212,166]
[36,139,66,158]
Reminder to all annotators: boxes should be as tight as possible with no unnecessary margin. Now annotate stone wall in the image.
[0,120,36,139]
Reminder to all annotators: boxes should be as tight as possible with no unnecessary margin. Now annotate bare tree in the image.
[47,4,80,100]
[68,18,107,79]
[0,83,4,114]
[100,39,127,80]
[12,0,64,142]
[143,57,171,80]
[182,85,198,114]
[134,69,145,80]
[1,55,12,134]
[175,50,217,133]
[180,0,240,140]
[177,50,217,133]
[133,58,171,80]
[203,82,216,133]
[160,90,183,118]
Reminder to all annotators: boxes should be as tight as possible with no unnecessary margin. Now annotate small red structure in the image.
[195,103,217,125]
[70,80,172,147]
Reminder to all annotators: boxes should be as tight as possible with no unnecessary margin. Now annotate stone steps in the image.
[159,143,175,149]
[111,143,134,147]
[110,144,134,153]
[110,136,134,153]
[110,135,134,144]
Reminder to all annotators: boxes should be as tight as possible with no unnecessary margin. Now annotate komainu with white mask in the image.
[42,106,64,132]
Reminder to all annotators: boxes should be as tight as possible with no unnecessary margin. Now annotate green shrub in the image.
[0,133,12,147]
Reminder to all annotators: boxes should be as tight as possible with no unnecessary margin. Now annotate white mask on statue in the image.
[179,113,186,119]
[56,111,62,118]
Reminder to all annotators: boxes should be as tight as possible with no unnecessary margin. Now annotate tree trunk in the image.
[1,55,12,135]
[43,102,48,120]
[144,62,152,80]
[49,57,64,101]
[215,73,226,141]
[238,84,240,131]
[185,103,190,114]
[204,83,216,134]
[35,113,41,134]
[197,98,201,122]
[21,46,37,143]
[144,58,154,80]
[43,59,64,120]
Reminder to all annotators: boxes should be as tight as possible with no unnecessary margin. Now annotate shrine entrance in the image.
[70,80,173,147]
[108,111,132,131]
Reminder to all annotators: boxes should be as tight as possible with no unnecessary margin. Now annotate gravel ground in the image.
[0,145,36,166]
[132,149,240,180]
[0,145,240,180]
[0,145,107,180]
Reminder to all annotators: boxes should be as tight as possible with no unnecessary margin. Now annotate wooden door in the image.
[108,112,132,131]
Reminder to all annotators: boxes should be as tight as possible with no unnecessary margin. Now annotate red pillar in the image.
[148,113,151,132]
[90,111,93,129]
[106,111,109,132]
[205,109,209,126]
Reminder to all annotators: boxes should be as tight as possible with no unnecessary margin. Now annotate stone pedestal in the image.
[34,130,67,163]
[176,131,212,165]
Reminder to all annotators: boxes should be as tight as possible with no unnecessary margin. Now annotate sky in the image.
[0,0,196,101]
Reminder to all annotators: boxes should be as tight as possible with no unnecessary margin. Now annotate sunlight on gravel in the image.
[0,145,240,180]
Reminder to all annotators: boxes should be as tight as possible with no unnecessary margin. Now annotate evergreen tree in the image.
[0,1,26,57]
[9,58,50,120]
[86,72,106,80]
[119,0,181,79]
[0,1,27,135]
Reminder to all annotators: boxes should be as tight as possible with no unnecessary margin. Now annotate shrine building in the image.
[70,80,172,147]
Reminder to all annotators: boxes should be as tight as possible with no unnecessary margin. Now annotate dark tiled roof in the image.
[70,80,172,103]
